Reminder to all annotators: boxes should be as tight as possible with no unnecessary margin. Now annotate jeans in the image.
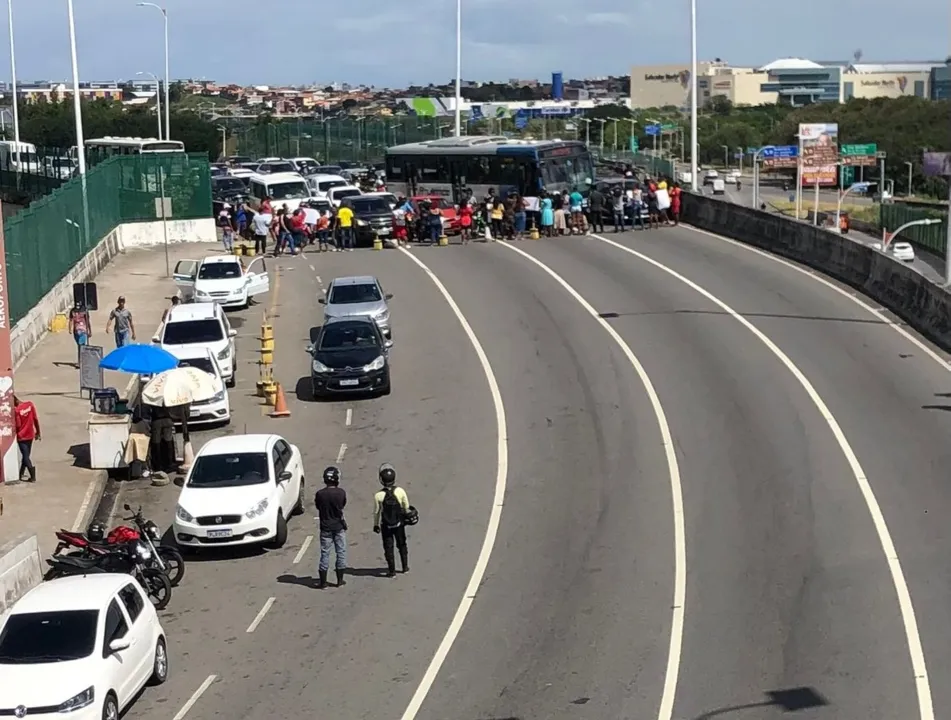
[429,223,441,243]
[292,231,305,252]
[221,229,234,252]
[613,210,625,230]
[17,439,34,481]
[381,524,408,572]
[318,529,347,572]
[317,229,329,246]
[115,329,131,347]
[339,227,353,249]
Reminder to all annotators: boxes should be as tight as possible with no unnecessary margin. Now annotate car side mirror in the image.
[151,335,160,344]
[278,470,292,483]
[228,329,238,337]
[109,638,131,653]
[384,339,394,349]
[317,298,325,304]
[385,293,393,301]
[305,344,314,354]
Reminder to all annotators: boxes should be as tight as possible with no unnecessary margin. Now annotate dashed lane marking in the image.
[172,674,217,720]
[335,443,347,463]
[345,408,353,427]
[293,535,313,565]
[245,597,276,633]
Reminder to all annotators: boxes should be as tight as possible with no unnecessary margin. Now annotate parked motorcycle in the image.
[53,507,185,587]
[46,540,172,610]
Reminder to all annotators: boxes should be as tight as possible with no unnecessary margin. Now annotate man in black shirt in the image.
[314,465,348,588]
[588,186,606,233]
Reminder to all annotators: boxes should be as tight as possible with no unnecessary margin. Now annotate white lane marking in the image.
[246,597,276,633]
[396,246,508,720]
[335,443,347,463]
[345,407,353,427]
[293,535,313,565]
[497,240,685,720]
[682,224,951,373]
[590,231,935,720]
[309,264,316,271]
[172,674,217,720]
[316,275,323,284]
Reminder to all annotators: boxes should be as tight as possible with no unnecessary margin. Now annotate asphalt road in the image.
[111,228,951,720]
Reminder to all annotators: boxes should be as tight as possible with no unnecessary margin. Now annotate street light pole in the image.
[688,0,698,191]
[835,181,873,230]
[882,218,941,253]
[136,2,169,141]
[66,0,85,177]
[721,144,728,168]
[595,119,606,155]
[453,0,461,137]
[6,0,20,179]
[136,71,162,139]
[904,161,913,196]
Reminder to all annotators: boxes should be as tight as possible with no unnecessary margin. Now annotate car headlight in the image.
[246,499,269,519]
[217,347,230,361]
[176,505,194,523]
[356,219,368,227]
[195,289,210,297]
[211,390,226,402]
[363,355,385,372]
[374,309,389,323]
[312,358,331,374]
[59,686,95,712]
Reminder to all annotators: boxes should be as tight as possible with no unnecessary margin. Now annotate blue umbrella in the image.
[99,344,180,374]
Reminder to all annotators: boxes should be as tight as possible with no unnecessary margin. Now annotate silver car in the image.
[319,275,393,338]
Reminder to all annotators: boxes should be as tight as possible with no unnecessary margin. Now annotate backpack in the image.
[380,487,404,529]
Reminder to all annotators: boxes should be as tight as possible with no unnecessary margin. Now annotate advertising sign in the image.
[923,152,951,177]
[799,123,838,186]
[0,210,14,483]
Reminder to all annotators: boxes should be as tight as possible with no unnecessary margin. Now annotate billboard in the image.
[923,152,951,177]
[799,122,838,187]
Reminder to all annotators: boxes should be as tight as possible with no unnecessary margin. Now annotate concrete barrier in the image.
[10,217,215,367]
[0,535,43,614]
[682,193,951,352]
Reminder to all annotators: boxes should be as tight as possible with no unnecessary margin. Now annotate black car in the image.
[308,316,392,399]
[212,176,249,215]
[345,196,395,246]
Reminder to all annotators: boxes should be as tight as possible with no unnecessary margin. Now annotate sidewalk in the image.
[0,240,223,558]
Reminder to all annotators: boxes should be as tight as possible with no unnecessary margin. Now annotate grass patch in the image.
[769,200,879,224]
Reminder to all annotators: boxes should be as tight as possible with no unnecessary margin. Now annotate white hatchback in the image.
[172,434,306,551]
[0,574,167,720]
[173,255,269,309]
[155,303,238,387]
[169,347,231,425]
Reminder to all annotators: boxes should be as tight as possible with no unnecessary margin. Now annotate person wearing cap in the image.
[373,463,411,577]
[218,203,235,253]
[105,296,136,348]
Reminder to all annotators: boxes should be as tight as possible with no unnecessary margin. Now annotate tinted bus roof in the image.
[386,137,586,156]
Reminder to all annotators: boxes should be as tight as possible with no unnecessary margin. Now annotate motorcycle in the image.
[46,540,172,610]
[53,506,185,587]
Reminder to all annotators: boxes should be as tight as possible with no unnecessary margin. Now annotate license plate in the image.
[207,529,232,538]
[377,228,390,236]
[190,408,201,417]
[339,378,359,387]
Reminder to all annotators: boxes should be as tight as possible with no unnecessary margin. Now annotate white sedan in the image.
[172,434,306,550]
[0,574,167,720]
[891,241,916,262]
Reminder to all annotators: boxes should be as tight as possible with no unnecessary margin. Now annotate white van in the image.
[307,173,350,199]
[247,172,310,212]
[0,141,41,173]
[712,178,726,195]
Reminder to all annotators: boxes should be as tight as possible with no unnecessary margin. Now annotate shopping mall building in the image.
[630,58,950,109]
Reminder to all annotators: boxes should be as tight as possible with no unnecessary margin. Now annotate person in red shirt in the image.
[459,203,473,244]
[13,395,41,482]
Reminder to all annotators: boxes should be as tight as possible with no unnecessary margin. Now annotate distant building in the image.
[16,81,123,103]
[758,58,842,105]
[931,63,951,99]
[629,63,717,109]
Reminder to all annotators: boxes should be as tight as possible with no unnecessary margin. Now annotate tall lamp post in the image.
[688,0,698,191]
[6,0,20,178]
[453,0,461,137]
[136,71,162,139]
[136,2,169,141]
[595,118,606,155]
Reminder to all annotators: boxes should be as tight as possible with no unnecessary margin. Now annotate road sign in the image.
[661,123,678,131]
[760,145,798,159]
[841,143,877,155]
[645,124,661,136]
[746,147,759,155]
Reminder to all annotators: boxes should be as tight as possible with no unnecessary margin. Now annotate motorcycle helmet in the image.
[403,506,420,526]
[323,466,341,486]
[379,463,396,487]
[87,521,106,542]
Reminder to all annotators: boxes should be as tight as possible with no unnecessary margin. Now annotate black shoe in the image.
[316,571,328,589]
[335,570,346,587]
[386,568,397,578]
[400,552,409,574]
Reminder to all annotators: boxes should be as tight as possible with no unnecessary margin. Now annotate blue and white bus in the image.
[384,136,594,202]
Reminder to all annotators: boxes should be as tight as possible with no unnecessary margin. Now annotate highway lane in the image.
[117,248,499,720]
[597,224,951,715]
[400,242,677,720]
[494,236,918,719]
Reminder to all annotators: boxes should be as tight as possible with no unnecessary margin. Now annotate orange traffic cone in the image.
[269,383,291,418]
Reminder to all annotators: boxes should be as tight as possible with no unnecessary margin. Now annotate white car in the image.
[891,241,915,262]
[327,185,362,207]
[307,173,350,200]
[703,169,719,185]
[364,191,398,210]
[0,574,167,720]
[173,255,269,309]
[155,302,238,387]
[169,347,231,425]
[172,434,306,550]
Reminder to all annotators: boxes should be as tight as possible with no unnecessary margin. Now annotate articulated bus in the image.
[384,137,595,202]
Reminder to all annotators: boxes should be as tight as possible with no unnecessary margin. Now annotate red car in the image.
[411,195,460,234]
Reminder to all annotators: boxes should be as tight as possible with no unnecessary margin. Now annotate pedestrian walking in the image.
[67,300,91,365]
[373,463,410,577]
[218,204,235,253]
[314,465,348,588]
[105,296,136,347]
[14,395,40,482]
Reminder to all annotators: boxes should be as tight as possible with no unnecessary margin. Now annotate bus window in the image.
[419,155,451,184]
[462,156,495,185]
[385,154,406,181]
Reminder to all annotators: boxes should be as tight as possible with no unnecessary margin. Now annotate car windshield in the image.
[213,178,245,194]
[188,452,269,487]
[333,189,361,201]
[350,198,390,214]
[319,323,380,350]
[197,262,242,280]
[163,319,224,345]
[269,181,308,200]
[178,357,215,375]
[0,610,98,664]
[317,179,347,192]
[329,283,381,305]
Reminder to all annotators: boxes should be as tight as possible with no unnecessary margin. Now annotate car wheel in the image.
[293,480,305,516]
[271,512,288,548]
[310,382,323,401]
[226,369,236,388]
[101,693,119,720]
[149,637,169,686]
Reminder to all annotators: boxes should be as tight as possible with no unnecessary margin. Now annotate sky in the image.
[3,0,949,89]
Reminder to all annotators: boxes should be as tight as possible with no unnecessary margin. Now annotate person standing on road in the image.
[588,185,606,234]
[251,209,271,256]
[373,463,410,577]
[67,300,91,365]
[14,395,40,483]
[336,201,355,252]
[315,466,348,589]
[612,187,626,232]
[218,203,235,253]
[105,296,135,347]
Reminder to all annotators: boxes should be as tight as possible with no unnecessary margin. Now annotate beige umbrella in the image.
[142,366,221,407]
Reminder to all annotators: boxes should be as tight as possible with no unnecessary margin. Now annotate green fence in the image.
[4,153,211,323]
[880,203,949,255]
